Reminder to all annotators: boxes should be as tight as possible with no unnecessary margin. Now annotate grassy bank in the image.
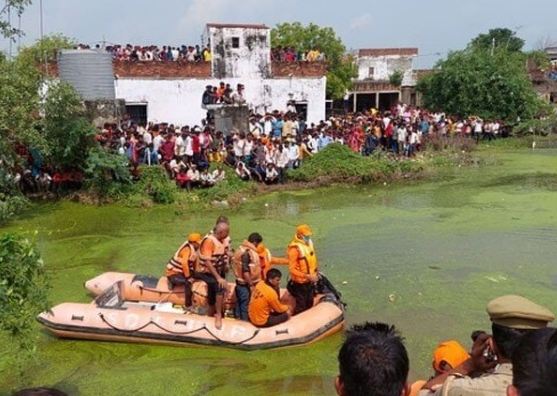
[36,142,477,213]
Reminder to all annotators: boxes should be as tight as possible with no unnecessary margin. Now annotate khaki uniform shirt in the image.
[426,363,512,396]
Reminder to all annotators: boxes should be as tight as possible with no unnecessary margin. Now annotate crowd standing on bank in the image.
[10,98,512,194]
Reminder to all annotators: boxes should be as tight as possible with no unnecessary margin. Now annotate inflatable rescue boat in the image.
[38,272,345,350]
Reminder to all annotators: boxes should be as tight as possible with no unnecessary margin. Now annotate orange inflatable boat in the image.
[38,273,345,349]
[84,272,231,309]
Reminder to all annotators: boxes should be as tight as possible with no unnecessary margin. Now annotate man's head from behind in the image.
[336,322,410,396]
[507,327,557,396]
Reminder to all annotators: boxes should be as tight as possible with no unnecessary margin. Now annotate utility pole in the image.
[39,0,47,75]
[7,1,12,58]
[491,37,495,56]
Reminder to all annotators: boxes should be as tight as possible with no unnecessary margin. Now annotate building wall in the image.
[209,26,271,79]
[356,56,414,81]
[114,76,326,126]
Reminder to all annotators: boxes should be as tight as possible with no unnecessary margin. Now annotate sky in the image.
[1,0,556,68]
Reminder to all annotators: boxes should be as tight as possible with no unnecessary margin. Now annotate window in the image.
[368,67,375,78]
[231,37,240,49]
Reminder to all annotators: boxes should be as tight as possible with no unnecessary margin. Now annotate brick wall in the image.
[48,60,327,79]
[353,81,400,92]
[113,60,211,78]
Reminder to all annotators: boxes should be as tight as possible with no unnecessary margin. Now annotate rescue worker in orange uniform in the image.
[287,224,319,315]
[232,233,263,321]
[165,232,201,308]
[248,268,290,327]
[257,243,289,279]
[193,221,230,329]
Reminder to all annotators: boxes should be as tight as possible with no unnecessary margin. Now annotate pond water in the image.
[1,149,557,395]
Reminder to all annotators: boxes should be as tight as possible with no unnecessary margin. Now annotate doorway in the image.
[125,104,148,126]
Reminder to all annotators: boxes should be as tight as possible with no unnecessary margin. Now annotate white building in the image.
[112,23,327,126]
[349,48,418,111]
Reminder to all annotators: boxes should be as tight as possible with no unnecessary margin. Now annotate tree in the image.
[0,233,50,375]
[43,82,96,170]
[16,33,75,66]
[389,70,404,87]
[271,22,357,99]
[0,0,31,40]
[417,48,543,121]
[469,28,525,53]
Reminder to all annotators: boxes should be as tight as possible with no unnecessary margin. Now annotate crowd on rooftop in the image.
[74,43,325,63]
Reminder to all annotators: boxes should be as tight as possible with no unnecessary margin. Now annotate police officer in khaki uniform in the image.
[421,295,554,396]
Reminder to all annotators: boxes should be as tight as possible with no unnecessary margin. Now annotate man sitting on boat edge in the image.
[165,232,201,309]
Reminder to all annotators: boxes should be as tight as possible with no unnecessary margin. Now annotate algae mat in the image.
[1,149,557,395]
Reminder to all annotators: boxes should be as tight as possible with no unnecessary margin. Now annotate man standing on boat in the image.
[287,224,319,315]
[194,221,230,329]
[165,232,201,309]
[232,232,263,321]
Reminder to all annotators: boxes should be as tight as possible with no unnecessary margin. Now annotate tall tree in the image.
[271,22,357,99]
[0,0,32,40]
[417,48,543,121]
[469,28,525,53]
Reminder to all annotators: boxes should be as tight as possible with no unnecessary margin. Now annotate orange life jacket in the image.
[196,234,227,274]
[232,241,261,285]
[288,237,318,284]
[259,248,272,279]
[165,242,198,278]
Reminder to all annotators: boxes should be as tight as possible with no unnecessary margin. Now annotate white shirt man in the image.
[474,121,483,134]
[307,135,318,153]
[174,135,187,157]
[249,121,262,138]
[153,133,164,152]
[143,130,152,146]
[492,121,500,136]
[409,130,419,145]
[186,166,200,182]
[275,149,289,169]
[185,135,193,157]
[397,126,408,145]
[264,118,273,136]
[265,165,279,182]
[233,137,245,158]
[244,139,254,157]
[287,143,300,162]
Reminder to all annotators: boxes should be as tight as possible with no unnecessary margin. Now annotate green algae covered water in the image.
[1,148,557,395]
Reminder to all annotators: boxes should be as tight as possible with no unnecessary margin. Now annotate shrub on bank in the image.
[288,144,422,183]
[0,165,28,225]
[83,147,133,199]
[133,166,177,204]
[513,115,557,137]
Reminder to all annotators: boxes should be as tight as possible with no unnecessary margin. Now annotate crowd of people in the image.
[10,101,511,195]
[271,46,326,62]
[75,43,212,62]
[202,82,247,106]
[74,43,326,64]
[102,103,509,188]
